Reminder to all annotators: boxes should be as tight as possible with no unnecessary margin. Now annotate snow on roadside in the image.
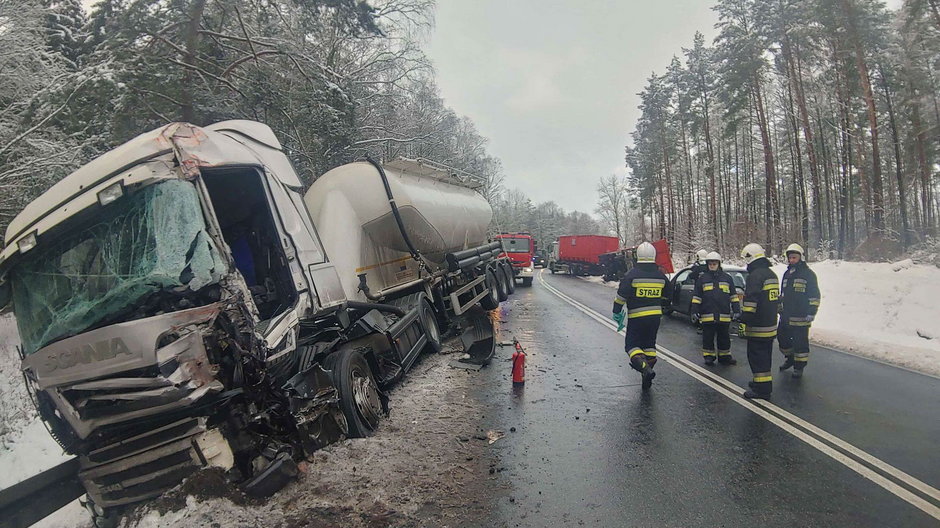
[772,260,940,378]
[577,260,940,377]
[0,314,86,527]
[0,314,72,489]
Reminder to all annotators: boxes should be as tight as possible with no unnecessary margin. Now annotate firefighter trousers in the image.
[746,337,774,395]
[702,323,732,362]
[778,322,810,369]
[624,315,661,371]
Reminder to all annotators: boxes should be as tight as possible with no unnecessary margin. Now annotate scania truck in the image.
[0,121,514,525]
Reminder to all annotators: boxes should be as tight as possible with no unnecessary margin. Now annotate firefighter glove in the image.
[738,322,747,336]
[612,311,626,331]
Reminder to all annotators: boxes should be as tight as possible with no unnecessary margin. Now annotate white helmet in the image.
[785,243,805,257]
[637,242,656,263]
[696,249,709,262]
[705,251,722,262]
[740,243,766,265]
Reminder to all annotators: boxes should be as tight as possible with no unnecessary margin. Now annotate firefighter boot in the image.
[641,365,656,390]
[717,351,737,365]
[792,367,804,379]
[779,356,795,371]
[743,389,769,400]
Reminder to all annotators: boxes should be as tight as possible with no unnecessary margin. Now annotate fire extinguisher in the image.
[511,338,526,385]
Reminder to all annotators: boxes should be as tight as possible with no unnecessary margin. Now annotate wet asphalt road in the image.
[475,270,940,528]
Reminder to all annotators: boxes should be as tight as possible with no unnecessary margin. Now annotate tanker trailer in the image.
[0,122,513,527]
[304,157,515,360]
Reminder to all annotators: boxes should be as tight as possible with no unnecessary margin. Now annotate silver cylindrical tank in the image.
[304,160,492,300]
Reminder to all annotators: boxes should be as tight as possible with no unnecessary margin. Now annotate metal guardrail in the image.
[0,458,84,528]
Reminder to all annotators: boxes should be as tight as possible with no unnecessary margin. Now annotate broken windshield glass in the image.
[10,179,226,355]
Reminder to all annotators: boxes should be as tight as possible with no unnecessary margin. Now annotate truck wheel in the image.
[501,263,516,294]
[332,348,383,437]
[480,269,500,310]
[522,277,533,287]
[420,299,442,353]
[495,266,510,302]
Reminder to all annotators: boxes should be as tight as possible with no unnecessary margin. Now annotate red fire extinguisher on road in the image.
[511,339,526,385]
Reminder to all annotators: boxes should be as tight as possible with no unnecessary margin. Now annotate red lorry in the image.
[496,232,536,286]
[548,235,620,276]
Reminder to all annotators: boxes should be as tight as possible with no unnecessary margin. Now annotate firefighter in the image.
[612,242,671,390]
[688,249,709,333]
[691,252,740,366]
[738,243,780,399]
[778,243,820,378]
[689,249,709,283]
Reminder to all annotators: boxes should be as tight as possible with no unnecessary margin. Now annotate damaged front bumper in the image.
[21,304,346,508]
[23,305,225,440]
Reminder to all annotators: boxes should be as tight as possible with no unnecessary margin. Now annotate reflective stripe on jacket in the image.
[613,263,671,318]
[740,257,780,338]
[692,268,740,323]
[780,260,820,326]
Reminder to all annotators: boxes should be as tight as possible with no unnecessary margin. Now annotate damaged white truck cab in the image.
[0,121,513,521]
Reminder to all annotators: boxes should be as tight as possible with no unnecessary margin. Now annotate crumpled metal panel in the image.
[23,304,220,390]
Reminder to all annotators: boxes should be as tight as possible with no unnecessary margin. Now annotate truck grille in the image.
[46,331,223,439]
[79,417,231,507]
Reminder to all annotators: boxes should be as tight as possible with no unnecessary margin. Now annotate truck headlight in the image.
[524,267,533,273]
[97,181,125,206]
[17,232,37,254]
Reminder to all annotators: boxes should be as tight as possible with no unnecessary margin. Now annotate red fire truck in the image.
[496,232,535,286]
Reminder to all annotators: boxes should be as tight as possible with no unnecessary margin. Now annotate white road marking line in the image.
[537,271,940,520]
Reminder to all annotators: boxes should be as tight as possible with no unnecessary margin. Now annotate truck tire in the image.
[331,348,383,437]
[501,263,516,294]
[420,299,442,353]
[522,277,533,287]
[495,266,510,302]
[480,269,500,310]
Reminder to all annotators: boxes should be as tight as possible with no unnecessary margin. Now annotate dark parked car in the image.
[665,264,748,328]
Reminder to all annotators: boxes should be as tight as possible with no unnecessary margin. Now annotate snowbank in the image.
[772,260,940,378]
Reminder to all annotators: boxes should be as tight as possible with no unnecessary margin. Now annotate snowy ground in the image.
[581,259,940,378]
[0,317,506,528]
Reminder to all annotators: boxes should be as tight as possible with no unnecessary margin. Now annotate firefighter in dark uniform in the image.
[692,251,740,366]
[778,243,821,378]
[688,249,709,283]
[612,242,671,390]
[688,249,709,334]
[739,243,780,399]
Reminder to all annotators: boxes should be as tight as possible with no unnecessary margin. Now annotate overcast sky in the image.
[425,0,903,215]
[424,0,722,214]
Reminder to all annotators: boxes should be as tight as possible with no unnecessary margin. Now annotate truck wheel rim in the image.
[351,367,382,429]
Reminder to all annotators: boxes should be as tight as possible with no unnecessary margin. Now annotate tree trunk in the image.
[181,0,208,122]
[878,66,911,247]
[840,0,885,233]
[752,78,780,252]
[784,55,810,246]
[789,43,823,245]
